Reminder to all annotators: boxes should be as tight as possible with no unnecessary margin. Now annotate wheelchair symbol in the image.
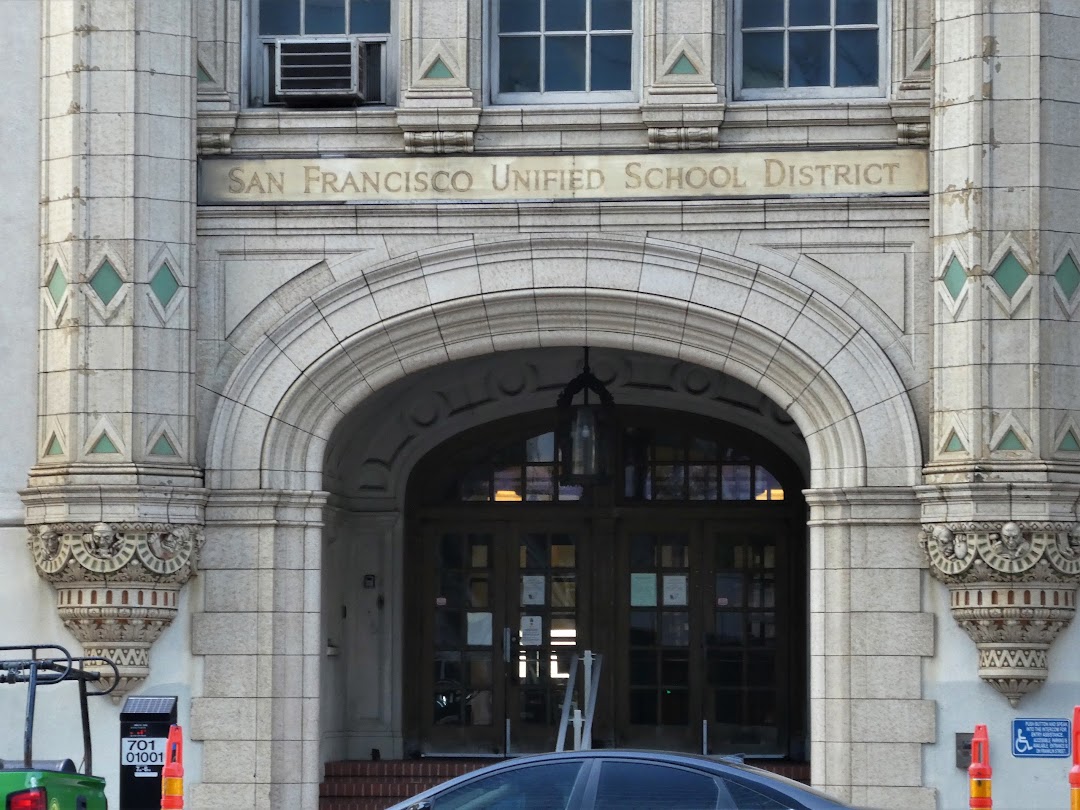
[1015,726,1034,754]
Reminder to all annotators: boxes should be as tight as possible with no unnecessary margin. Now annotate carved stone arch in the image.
[204,235,922,489]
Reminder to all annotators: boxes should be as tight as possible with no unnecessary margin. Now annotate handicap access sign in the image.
[1012,718,1071,757]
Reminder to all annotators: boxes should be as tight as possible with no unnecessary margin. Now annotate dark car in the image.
[385,750,857,810]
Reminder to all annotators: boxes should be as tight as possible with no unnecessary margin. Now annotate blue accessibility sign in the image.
[1012,718,1071,758]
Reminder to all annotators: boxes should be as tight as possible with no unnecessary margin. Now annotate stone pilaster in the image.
[28,0,203,691]
[395,0,479,152]
[926,2,1080,702]
[641,0,723,149]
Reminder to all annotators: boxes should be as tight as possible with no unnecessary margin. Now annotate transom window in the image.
[253,0,393,105]
[450,428,785,504]
[493,0,636,104]
[735,0,884,100]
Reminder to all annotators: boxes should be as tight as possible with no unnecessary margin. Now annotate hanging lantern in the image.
[556,348,614,484]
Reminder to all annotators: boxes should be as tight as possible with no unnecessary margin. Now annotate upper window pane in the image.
[306,0,346,33]
[743,0,782,28]
[592,0,631,29]
[737,0,882,98]
[350,0,391,33]
[261,0,301,33]
[547,0,586,31]
[501,0,541,32]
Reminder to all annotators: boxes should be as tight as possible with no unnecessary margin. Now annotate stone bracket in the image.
[920,521,1080,706]
[28,521,204,700]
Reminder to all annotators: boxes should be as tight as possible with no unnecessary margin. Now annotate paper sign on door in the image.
[520,615,543,646]
[521,575,546,606]
[663,575,688,606]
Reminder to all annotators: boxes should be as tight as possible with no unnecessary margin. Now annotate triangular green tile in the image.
[1059,430,1080,452]
[90,259,123,305]
[150,434,177,456]
[995,429,1025,451]
[944,432,965,452]
[423,58,453,79]
[916,52,931,70]
[90,433,119,454]
[197,62,213,83]
[992,251,1028,298]
[151,263,180,307]
[668,53,698,75]
[943,255,967,300]
[1056,254,1080,299]
[45,435,63,456]
[47,263,67,306]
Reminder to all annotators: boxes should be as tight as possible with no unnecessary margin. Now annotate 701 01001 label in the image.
[122,736,167,766]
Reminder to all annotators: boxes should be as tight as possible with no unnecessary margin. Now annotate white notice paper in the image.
[630,573,657,606]
[521,575,546,605]
[663,575,688,606]
[520,615,543,646]
[467,612,493,646]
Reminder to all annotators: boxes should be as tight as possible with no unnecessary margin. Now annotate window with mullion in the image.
[494,0,634,103]
[737,0,883,100]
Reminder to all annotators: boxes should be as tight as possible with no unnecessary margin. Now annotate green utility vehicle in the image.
[0,644,118,810]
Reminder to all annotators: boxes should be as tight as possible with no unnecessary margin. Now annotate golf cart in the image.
[0,643,118,810]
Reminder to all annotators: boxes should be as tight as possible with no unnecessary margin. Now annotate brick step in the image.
[321,799,403,810]
[320,778,444,798]
[324,759,486,779]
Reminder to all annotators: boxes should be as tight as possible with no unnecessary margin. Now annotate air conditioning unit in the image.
[274,37,365,102]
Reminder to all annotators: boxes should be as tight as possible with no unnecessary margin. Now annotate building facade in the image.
[3,0,1080,808]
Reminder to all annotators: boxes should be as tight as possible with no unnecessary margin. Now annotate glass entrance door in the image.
[417,520,584,755]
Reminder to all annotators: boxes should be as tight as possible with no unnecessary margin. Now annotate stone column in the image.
[925,2,1080,702]
[191,490,326,810]
[805,488,935,810]
[395,0,480,152]
[25,0,204,698]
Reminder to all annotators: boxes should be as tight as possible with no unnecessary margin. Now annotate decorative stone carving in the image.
[920,521,1080,706]
[28,521,204,700]
[897,121,930,146]
[648,127,719,151]
[403,131,474,154]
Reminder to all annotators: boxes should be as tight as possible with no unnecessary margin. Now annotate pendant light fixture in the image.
[556,347,615,484]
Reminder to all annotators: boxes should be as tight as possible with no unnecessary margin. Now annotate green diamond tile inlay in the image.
[993,251,1028,298]
[1059,430,1080,452]
[197,62,213,83]
[995,429,1025,451]
[1056,254,1080,299]
[45,435,63,456]
[46,263,67,306]
[669,53,698,75]
[943,255,967,300]
[90,433,119,454]
[90,259,123,305]
[423,58,453,79]
[150,434,177,456]
[151,264,180,307]
[944,432,965,452]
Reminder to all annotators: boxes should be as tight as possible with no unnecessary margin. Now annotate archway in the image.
[197,235,925,806]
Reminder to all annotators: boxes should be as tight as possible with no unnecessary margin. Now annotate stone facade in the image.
[0,1,1077,809]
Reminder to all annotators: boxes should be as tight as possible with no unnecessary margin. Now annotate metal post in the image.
[555,654,580,752]
[702,719,708,755]
[582,651,592,750]
[572,708,583,751]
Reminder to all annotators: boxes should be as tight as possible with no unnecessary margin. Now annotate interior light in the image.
[494,489,522,501]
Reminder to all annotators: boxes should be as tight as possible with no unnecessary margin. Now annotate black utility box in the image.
[119,696,178,810]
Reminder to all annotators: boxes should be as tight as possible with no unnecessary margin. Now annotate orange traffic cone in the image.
[161,724,184,809]
[969,724,991,810]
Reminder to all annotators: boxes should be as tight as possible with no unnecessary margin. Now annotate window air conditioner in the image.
[274,37,365,102]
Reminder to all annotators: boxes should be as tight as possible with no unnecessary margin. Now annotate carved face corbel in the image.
[920,521,1080,706]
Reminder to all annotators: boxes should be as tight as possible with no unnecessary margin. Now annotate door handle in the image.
[503,626,513,664]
